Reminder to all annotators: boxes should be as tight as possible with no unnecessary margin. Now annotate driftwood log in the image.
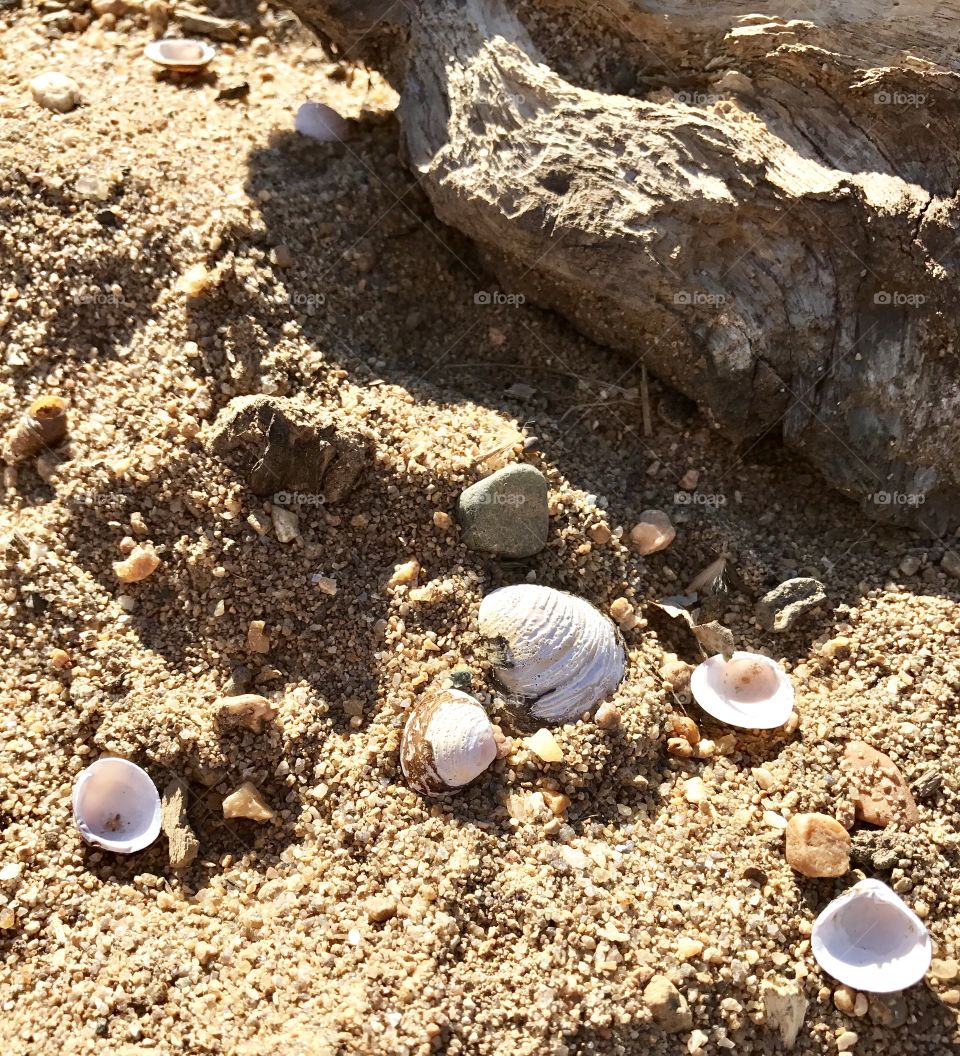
[284,0,960,531]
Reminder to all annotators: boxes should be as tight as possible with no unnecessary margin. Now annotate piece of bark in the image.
[204,395,369,502]
[161,777,200,870]
[283,0,960,531]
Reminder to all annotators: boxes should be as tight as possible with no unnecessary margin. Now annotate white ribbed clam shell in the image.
[690,650,794,729]
[812,879,932,992]
[478,584,625,724]
[401,689,497,797]
[72,758,162,854]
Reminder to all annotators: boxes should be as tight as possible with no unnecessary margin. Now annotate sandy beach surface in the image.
[1,3,959,1054]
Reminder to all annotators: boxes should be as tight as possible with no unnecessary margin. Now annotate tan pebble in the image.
[216,694,277,732]
[930,958,960,982]
[610,597,634,623]
[643,974,692,1032]
[752,767,775,790]
[836,1031,858,1051]
[527,728,563,763]
[678,468,699,490]
[271,506,299,543]
[222,781,274,821]
[273,244,294,268]
[820,636,851,658]
[670,715,700,745]
[715,733,737,755]
[540,789,571,816]
[195,941,218,966]
[629,509,676,555]
[0,908,16,929]
[784,710,800,735]
[50,648,72,669]
[589,523,612,545]
[432,511,453,530]
[677,936,704,960]
[853,992,868,1017]
[667,737,694,759]
[594,701,621,730]
[660,656,692,691]
[314,575,337,595]
[386,559,420,589]
[833,986,857,1014]
[763,810,788,830]
[366,895,398,923]
[177,262,212,298]
[941,989,960,1006]
[696,738,715,758]
[246,620,270,653]
[113,544,161,583]
[683,777,708,804]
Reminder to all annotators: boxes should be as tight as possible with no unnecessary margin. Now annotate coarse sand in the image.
[0,3,959,1054]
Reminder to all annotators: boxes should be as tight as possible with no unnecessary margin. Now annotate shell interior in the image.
[811,879,932,992]
[690,650,794,729]
[478,584,625,724]
[145,39,214,69]
[72,758,162,853]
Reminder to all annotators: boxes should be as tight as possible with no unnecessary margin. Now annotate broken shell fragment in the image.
[478,584,625,725]
[812,879,932,992]
[3,395,68,463]
[72,758,162,854]
[145,38,215,74]
[690,650,794,729]
[400,688,497,797]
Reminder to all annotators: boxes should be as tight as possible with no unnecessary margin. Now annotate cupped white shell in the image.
[478,584,625,724]
[690,650,794,729]
[294,102,350,142]
[812,879,932,992]
[400,689,498,797]
[145,39,215,72]
[72,758,162,854]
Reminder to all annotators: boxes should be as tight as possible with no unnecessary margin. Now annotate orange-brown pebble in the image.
[112,544,161,583]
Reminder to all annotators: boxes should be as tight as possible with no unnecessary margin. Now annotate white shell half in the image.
[294,102,350,142]
[690,650,794,729]
[400,689,497,797]
[72,758,162,854]
[478,584,625,724]
[812,879,932,992]
[145,39,215,71]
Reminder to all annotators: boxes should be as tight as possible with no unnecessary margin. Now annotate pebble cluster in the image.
[0,2,958,1055]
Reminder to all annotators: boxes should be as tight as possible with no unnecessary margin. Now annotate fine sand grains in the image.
[0,4,958,1055]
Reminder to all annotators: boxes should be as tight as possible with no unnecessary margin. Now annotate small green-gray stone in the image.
[457,463,549,558]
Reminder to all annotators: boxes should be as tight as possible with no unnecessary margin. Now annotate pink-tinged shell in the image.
[72,758,162,854]
[690,650,793,729]
[145,39,215,73]
[294,102,350,142]
[400,689,497,797]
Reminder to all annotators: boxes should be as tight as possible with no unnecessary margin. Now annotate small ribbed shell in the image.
[400,689,497,797]
[811,879,932,992]
[72,758,162,854]
[478,584,625,724]
[3,395,67,463]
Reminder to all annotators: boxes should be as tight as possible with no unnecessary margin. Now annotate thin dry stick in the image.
[640,364,652,438]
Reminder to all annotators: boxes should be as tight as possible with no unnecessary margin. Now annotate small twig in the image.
[640,364,652,438]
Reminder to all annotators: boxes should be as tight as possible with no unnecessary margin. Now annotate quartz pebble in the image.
[785,813,851,877]
[366,895,398,923]
[629,509,675,555]
[113,544,161,583]
[271,506,299,543]
[30,72,81,113]
[762,982,808,1049]
[594,701,621,730]
[246,620,271,653]
[643,974,692,1032]
[526,728,563,763]
[222,781,274,821]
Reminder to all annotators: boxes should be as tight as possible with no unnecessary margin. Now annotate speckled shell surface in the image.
[690,650,794,729]
[811,879,932,992]
[478,584,625,724]
[72,758,162,854]
[400,689,497,797]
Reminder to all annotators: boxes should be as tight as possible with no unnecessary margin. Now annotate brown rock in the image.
[842,741,919,828]
[366,895,398,923]
[785,813,851,877]
[629,509,675,555]
[643,974,692,1032]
